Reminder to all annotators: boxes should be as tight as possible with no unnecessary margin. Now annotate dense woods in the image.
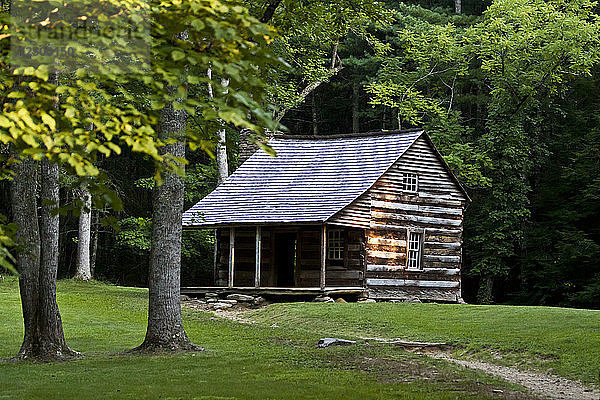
[1,0,599,343]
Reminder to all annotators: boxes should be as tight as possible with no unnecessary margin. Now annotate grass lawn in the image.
[248,301,600,386]
[0,277,597,399]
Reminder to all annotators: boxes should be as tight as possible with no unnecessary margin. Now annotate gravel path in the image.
[428,353,600,400]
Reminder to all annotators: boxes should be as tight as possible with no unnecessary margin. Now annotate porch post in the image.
[320,224,327,290]
[255,226,261,288]
[228,227,235,288]
[213,229,218,285]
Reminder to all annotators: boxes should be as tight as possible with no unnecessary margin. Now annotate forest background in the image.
[1,0,599,309]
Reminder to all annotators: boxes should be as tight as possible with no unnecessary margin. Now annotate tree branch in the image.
[260,0,283,23]
[275,42,343,123]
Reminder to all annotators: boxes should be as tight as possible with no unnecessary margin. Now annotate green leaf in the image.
[0,115,11,128]
[41,113,56,132]
[171,50,185,61]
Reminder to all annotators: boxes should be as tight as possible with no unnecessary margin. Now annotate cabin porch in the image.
[180,286,368,300]
[201,224,366,291]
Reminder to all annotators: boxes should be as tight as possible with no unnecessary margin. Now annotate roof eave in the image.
[182,220,328,229]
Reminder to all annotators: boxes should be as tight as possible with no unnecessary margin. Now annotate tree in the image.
[1,0,181,359]
[10,156,76,359]
[248,0,390,123]
[74,184,92,280]
[132,0,280,351]
[136,94,199,351]
[206,68,230,184]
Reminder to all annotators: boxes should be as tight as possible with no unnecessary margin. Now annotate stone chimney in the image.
[238,129,275,167]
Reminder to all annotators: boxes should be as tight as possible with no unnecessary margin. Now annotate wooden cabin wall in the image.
[325,227,365,287]
[259,227,274,286]
[232,227,257,286]
[365,136,466,302]
[215,228,229,286]
[328,193,371,228]
[215,227,258,287]
[296,227,322,287]
[214,225,366,289]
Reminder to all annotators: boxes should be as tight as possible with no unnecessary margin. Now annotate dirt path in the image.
[361,336,600,400]
[427,353,600,400]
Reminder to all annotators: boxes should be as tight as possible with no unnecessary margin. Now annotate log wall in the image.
[329,135,467,301]
[365,136,466,301]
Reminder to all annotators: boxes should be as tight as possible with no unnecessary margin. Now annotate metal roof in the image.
[183,130,424,227]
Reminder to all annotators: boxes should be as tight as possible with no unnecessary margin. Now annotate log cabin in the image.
[182,129,470,302]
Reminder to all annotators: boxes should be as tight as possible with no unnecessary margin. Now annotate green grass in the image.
[248,301,600,385]
[0,277,595,399]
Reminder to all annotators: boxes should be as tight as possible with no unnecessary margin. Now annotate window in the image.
[406,231,423,270]
[328,229,344,260]
[401,172,418,193]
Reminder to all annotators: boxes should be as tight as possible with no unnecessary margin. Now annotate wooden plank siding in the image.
[364,136,466,301]
[328,192,371,228]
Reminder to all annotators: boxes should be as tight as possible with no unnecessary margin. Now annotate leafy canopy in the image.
[0,0,282,271]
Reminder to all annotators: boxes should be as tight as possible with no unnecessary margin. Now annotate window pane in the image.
[407,231,423,269]
[401,172,418,192]
[327,229,344,260]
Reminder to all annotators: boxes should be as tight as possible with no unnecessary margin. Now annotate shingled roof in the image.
[183,129,424,227]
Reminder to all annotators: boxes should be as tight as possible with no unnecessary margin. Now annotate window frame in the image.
[327,229,344,261]
[405,229,424,271]
[401,172,419,193]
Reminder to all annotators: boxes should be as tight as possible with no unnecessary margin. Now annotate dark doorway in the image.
[274,233,297,286]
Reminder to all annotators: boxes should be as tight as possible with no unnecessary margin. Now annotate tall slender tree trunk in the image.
[74,185,92,280]
[11,157,75,360]
[90,210,98,277]
[207,68,229,183]
[216,126,228,184]
[135,80,200,352]
[352,82,360,133]
[311,93,318,136]
[477,275,494,304]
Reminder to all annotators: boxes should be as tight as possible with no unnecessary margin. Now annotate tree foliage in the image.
[0,0,281,271]
[365,0,600,303]
[3,0,599,310]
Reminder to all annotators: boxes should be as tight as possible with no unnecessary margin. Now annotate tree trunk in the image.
[477,275,494,304]
[90,210,98,277]
[135,93,201,352]
[216,126,228,184]
[74,185,92,280]
[217,78,230,183]
[11,157,75,360]
[455,0,462,14]
[207,68,230,183]
[311,93,318,136]
[352,82,360,133]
